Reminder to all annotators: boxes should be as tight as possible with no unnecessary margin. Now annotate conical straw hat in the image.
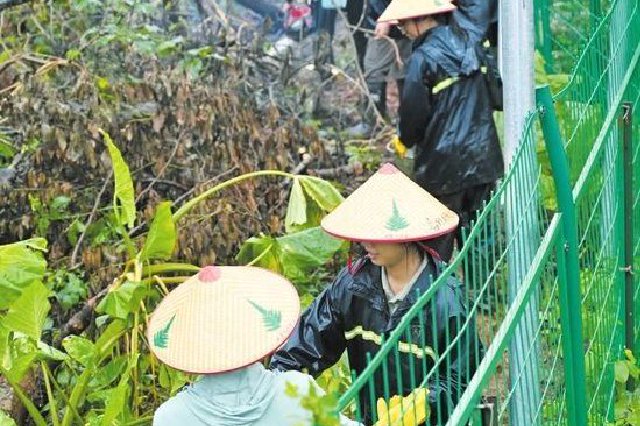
[148,266,300,374]
[378,0,456,23]
[321,163,458,242]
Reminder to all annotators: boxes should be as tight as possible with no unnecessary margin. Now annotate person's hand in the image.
[374,22,391,39]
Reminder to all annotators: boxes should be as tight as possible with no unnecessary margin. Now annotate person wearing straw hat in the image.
[149,265,362,425]
[270,163,482,424]
[380,0,503,263]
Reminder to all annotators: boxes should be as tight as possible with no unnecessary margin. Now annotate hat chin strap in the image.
[416,242,442,263]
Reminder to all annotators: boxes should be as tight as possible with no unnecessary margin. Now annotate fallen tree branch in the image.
[171,166,239,208]
[307,162,364,178]
[53,287,108,348]
[139,178,188,191]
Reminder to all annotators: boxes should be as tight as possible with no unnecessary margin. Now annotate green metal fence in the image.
[334,0,640,424]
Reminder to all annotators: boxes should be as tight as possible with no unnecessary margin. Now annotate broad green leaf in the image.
[96,281,148,320]
[237,228,345,281]
[101,354,138,426]
[300,177,343,212]
[278,227,345,281]
[158,364,189,395]
[5,351,37,383]
[93,319,127,363]
[615,360,629,383]
[0,409,16,426]
[284,178,307,232]
[0,140,16,159]
[101,129,136,229]
[287,194,325,234]
[86,387,115,404]
[236,235,282,273]
[157,36,184,57]
[0,239,47,309]
[63,336,95,367]
[1,280,50,340]
[35,340,68,361]
[66,219,86,246]
[141,201,176,261]
[158,364,170,389]
[88,356,127,389]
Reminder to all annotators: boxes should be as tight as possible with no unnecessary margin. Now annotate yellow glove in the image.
[374,388,430,426]
[391,135,408,159]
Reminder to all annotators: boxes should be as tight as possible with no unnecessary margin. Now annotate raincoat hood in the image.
[413,25,480,76]
[180,363,276,424]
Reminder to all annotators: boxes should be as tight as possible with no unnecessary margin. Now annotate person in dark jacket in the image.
[271,163,482,424]
[363,0,412,120]
[379,0,504,262]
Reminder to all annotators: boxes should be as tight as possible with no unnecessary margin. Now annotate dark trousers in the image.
[426,183,495,263]
[346,0,368,69]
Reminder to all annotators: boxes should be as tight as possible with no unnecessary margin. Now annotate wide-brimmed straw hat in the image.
[378,0,456,23]
[321,163,459,242]
[148,266,300,374]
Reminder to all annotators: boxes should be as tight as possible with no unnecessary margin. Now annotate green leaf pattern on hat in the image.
[154,315,175,349]
[249,300,282,332]
[386,199,409,231]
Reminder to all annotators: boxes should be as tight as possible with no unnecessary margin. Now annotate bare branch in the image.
[70,171,112,268]
[135,137,182,203]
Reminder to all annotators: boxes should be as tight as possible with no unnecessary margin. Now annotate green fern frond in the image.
[154,315,176,349]
[248,300,282,332]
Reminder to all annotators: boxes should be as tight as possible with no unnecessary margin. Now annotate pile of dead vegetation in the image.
[0,0,375,282]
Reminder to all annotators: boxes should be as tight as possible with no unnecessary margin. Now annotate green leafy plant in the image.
[0,128,352,425]
[49,270,87,313]
[610,350,640,425]
[284,380,341,426]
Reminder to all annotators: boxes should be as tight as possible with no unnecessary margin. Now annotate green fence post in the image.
[622,101,635,382]
[536,85,588,426]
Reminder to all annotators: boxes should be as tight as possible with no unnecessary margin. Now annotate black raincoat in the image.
[399,25,503,196]
[270,256,482,424]
[453,0,498,43]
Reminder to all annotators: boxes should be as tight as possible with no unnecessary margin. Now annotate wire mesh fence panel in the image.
[335,115,561,424]
[551,0,639,422]
[634,96,640,358]
[624,54,640,360]
[333,0,640,424]
[448,214,568,426]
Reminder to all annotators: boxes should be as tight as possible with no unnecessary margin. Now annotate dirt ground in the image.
[0,376,12,415]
